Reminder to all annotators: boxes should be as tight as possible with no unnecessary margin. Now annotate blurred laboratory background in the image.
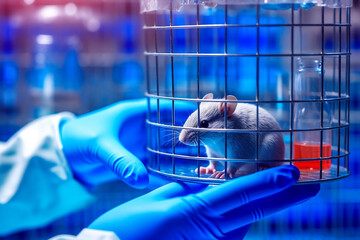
[0,0,144,136]
[0,0,359,239]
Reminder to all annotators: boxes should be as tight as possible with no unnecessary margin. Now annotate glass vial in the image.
[293,57,332,171]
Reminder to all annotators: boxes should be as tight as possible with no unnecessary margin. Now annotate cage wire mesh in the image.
[143,1,351,184]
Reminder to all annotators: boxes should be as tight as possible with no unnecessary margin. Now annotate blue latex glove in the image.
[262,3,315,10]
[89,165,320,239]
[60,99,194,189]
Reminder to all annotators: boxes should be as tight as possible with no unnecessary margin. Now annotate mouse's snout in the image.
[179,134,185,143]
[179,130,187,143]
[179,130,198,146]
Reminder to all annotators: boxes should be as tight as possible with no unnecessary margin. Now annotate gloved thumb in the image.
[95,138,149,189]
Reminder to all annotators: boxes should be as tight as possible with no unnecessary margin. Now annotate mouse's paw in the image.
[195,166,216,175]
[211,170,225,179]
[211,168,237,179]
[227,167,238,178]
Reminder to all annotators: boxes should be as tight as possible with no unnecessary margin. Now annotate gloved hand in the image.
[89,165,320,239]
[60,99,194,189]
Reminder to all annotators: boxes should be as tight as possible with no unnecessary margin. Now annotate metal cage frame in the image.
[143,2,351,184]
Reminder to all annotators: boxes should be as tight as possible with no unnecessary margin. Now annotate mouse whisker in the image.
[164,129,180,134]
[166,136,179,144]
[162,133,177,139]
[162,137,176,146]
[162,130,180,137]
[165,132,181,143]
[162,129,175,134]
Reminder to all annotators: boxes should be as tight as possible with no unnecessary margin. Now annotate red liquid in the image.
[293,142,332,171]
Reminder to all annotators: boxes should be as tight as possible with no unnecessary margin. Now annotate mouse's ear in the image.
[202,93,214,100]
[220,95,237,117]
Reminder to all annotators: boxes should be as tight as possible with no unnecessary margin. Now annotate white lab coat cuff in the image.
[0,112,95,236]
[0,112,75,203]
[50,229,120,240]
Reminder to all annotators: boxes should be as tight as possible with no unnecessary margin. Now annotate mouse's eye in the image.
[200,120,209,128]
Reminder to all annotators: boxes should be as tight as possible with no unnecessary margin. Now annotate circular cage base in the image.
[148,164,350,185]
[298,165,350,183]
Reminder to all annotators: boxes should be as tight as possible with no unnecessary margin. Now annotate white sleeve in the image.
[0,113,95,236]
[50,229,120,240]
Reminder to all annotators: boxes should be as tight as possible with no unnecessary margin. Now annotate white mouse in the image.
[179,93,285,179]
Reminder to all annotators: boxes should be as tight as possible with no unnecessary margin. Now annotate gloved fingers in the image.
[195,165,300,215]
[116,99,148,118]
[219,184,320,234]
[145,181,207,200]
[95,138,149,189]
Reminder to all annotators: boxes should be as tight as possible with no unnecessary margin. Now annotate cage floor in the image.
[297,165,349,183]
[148,164,350,184]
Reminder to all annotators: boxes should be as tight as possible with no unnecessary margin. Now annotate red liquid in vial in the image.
[293,142,332,171]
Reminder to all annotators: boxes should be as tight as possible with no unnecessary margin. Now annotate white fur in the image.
[179,94,285,177]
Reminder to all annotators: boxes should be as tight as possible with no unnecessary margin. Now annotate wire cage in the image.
[143,0,351,184]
